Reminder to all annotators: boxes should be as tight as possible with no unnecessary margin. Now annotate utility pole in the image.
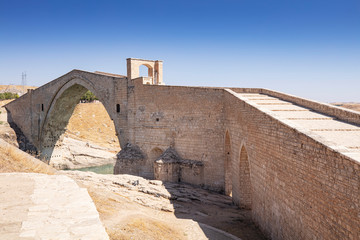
[22,71,27,95]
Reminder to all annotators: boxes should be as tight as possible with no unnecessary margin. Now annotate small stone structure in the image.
[5,58,360,240]
[154,147,204,184]
[114,143,145,176]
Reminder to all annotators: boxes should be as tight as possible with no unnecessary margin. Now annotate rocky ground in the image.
[64,171,266,240]
[51,136,117,170]
[0,100,20,147]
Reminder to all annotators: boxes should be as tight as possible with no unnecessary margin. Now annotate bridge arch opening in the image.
[238,145,252,209]
[224,131,232,196]
[39,82,121,171]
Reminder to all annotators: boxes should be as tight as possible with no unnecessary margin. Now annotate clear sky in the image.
[0,0,359,102]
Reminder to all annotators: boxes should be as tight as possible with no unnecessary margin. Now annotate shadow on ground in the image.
[162,181,267,240]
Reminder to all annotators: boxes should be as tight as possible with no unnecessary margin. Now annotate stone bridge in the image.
[5,58,360,240]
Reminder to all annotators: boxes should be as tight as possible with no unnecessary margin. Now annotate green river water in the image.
[69,163,114,174]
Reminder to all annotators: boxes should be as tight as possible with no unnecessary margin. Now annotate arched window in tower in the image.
[139,64,153,77]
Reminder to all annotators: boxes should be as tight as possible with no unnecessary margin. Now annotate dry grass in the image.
[84,186,186,240]
[0,139,55,174]
[107,217,185,240]
[66,102,120,151]
[0,85,36,93]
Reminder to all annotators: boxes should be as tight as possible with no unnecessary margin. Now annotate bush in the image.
[0,92,19,100]
[80,91,98,102]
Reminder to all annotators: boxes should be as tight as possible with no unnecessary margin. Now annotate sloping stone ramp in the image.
[234,92,360,161]
[0,173,109,240]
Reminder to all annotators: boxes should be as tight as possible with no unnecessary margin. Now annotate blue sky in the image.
[0,0,359,102]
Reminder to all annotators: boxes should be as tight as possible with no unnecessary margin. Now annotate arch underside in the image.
[40,84,88,161]
[39,81,120,164]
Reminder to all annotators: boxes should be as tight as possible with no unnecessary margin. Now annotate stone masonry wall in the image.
[129,80,225,189]
[5,91,33,140]
[224,90,360,240]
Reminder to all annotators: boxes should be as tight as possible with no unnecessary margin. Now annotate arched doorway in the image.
[238,145,252,209]
[148,147,163,163]
[224,131,232,196]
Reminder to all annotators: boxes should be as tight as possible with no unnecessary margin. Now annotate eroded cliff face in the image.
[0,101,18,147]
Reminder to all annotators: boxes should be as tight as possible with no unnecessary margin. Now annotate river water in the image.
[68,163,114,174]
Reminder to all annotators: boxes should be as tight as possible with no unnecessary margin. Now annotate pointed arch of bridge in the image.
[39,74,124,161]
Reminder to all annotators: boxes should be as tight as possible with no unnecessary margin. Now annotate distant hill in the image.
[332,103,360,113]
[0,85,37,96]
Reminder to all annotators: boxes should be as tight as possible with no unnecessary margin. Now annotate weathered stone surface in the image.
[64,170,237,213]
[0,173,109,239]
[50,136,116,170]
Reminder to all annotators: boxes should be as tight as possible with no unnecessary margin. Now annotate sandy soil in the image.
[65,102,120,152]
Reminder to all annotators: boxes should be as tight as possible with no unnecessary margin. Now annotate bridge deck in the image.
[235,93,360,158]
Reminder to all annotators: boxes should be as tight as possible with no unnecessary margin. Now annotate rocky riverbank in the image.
[49,136,117,170]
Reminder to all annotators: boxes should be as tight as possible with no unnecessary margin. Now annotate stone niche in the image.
[114,144,145,175]
[154,147,204,185]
